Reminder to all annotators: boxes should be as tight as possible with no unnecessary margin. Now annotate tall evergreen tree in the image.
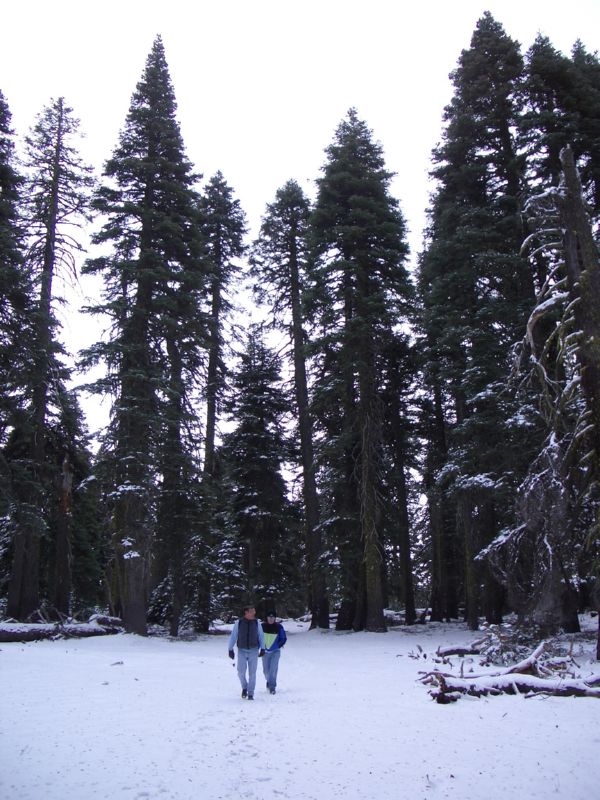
[81,36,206,634]
[521,37,600,212]
[6,97,93,620]
[520,36,579,197]
[479,36,600,634]
[220,326,301,613]
[418,14,537,629]
[200,171,246,479]
[250,179,329,628]
[310,109,412,632]
[570,42,600,210]
[0,89,29,439]
[490,145,600,636]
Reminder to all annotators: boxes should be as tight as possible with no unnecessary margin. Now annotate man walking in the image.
[261,611,287,694]
[228,605,265,700]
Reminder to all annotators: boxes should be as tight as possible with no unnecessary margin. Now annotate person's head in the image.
[243,605,256,619]
[266,611,276,622]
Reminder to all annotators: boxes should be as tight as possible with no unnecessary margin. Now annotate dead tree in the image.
[558,146,600,658]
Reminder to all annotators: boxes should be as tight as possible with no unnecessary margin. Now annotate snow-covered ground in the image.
[2,617,599,800]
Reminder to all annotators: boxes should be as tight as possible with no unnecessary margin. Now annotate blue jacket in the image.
[228,618,266,651]
[261,621,287,652]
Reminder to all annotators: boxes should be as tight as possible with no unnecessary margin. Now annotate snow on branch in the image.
[523,187,564,212]
[420,630,600,703]
[422,670,600,702]
[526,292,569,349]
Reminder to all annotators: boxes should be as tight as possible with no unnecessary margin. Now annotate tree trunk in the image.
[204,274,221,479]
[479,500,503,625]
[559,145,600,656]
[6,501,42,621]
[288,229,328,628]
[112,547,148,636]
[396,460,416,625]
[386,365,416,625]
[53,451,73,616]
[429,486,445,622]
[560,146,600,480]
[357,337,385,631]
[159,334,187,638]
[459,491,479,631]
[428,379,459,622]
[361,411,386,632]
[336,599,356,630]
[113,264,154,635]
[335,268,362,630]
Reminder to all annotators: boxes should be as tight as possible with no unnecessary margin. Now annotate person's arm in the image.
[257,621,266,650]
[228,620,238,652]
[278,624,287,648]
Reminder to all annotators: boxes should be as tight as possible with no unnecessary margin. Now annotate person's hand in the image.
[228,650,234,660]
[259,649,265,657]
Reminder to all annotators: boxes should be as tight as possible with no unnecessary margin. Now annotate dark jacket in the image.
[228,618,266,651]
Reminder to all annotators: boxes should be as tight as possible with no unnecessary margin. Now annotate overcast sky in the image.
[4,1,599,248]
[2,1,599,429]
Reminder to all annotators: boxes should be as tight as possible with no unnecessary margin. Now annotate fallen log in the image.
[436,645,482,658]
[0,623,56,642]
[420,639,600,701]
[0,618,124,642]
[422,669,600,702]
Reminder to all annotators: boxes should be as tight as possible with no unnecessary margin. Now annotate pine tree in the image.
[6,97,93,620]
[81,36,206,634]
[0,89,29,438]
[220,326,300,613]
[483,36,600,634]
[522,37,600,212]
[0,90,29,603]
[200,171,246,479]
[250,179,329,628]
[570,43,600,210]
[496,147,600,636]
[310,109,412,632]
[520,36,579,197]
[418,14,536,629]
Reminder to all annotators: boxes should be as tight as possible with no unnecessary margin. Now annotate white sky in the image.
[4,0,599,251]
[2,0,599,432]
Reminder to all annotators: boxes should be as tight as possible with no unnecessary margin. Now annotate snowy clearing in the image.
[2,618,599,800]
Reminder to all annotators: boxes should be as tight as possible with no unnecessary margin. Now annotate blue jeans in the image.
[236,648,259,695]
[262,649,281,690]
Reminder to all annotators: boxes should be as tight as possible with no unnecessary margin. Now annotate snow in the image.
[454,473,496,491]
[2,619,599,800]
[529,292,570,317]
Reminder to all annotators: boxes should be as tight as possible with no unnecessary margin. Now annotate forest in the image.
[1,12,599,653]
